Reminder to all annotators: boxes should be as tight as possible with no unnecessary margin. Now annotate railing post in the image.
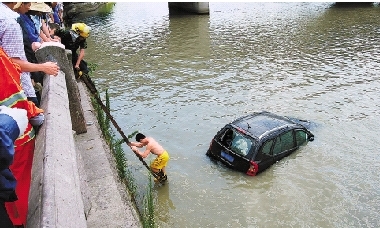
[35,45,87,134]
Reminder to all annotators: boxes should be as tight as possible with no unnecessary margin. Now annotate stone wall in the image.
[63,2,108,23]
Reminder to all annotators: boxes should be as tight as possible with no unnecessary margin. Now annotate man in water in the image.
[128,133,170,182]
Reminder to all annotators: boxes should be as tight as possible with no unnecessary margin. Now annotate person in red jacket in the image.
[1,2,58,226]
[0,46,45,226]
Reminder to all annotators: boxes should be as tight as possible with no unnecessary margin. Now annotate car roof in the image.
[230,111,302,139]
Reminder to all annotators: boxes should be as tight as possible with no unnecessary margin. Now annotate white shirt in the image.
[0,3,37,98]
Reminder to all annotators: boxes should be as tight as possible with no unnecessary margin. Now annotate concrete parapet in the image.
[28,45,87,227]
[34,44,87,134]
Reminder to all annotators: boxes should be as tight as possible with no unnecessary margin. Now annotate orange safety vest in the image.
[0,48,44,146]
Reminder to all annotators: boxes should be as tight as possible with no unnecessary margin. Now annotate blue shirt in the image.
[19,14,41,43]
[53,5,61,24]
[0,114,19,201]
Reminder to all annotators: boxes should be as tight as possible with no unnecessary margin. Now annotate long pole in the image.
[80,73,162,182]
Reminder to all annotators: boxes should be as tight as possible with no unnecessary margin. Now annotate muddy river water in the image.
[82,2,380,227]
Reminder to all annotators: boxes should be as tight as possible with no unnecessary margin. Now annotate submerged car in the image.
[206,111,314,176]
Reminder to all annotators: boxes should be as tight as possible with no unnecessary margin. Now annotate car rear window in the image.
[230,130,253,156]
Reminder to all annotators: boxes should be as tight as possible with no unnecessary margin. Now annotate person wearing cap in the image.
[29,2,60,43]
[13,2,41,43]
[1,2,59,107]
[55,22,91,77]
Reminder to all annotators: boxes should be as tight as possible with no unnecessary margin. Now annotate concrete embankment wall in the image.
[27,44,141,227]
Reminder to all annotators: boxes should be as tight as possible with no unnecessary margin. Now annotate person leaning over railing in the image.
[29,2,60,43]
[55,22,91,78]
[0,45,45,228]
[0,2,59,227]
[1,2,59,107]
[13,2,45,106]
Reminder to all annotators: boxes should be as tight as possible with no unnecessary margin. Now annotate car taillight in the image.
[209,139,213,149]
[246,161,258,176]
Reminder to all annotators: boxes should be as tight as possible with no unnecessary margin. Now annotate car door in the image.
[272,130,297,162]
[253,138,275,172]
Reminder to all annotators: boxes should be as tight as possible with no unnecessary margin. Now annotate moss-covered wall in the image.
[63,2,110,23]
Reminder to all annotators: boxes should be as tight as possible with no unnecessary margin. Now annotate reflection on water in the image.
[155,183,175,224]
[83,2,380,227]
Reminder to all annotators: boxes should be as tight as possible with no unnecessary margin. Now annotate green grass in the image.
[142,174,156,228]
[89,80,157,227]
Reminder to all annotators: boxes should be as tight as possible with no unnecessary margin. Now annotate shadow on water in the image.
[168,3,209,17]
[153,183,176,224]
[332,2,378,8]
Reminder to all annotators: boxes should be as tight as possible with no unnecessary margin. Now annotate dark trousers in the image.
[0,201,14,228]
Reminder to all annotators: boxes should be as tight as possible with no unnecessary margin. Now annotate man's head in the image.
[71,23,91,39]
[13,2,31,14]
[3,2,17,9]
[49,22,59,34]
[136,133,146,143]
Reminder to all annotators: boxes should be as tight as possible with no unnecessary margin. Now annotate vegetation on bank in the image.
[87,65,156,228]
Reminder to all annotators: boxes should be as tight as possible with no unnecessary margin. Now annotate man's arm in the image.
[127,141,143,147]
[11,57,59,76]
[75,48,85,69]
[39,25,51,42]
[131,146,151,158]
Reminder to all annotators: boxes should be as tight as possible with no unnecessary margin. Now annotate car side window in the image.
[254,139,274,161]
[295,130,307,146]
[272,131,295,156]
[261,139,274,156]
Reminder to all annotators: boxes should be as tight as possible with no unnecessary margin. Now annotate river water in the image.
[81,2,380,227]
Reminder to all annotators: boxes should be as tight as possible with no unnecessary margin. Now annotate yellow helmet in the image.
[71,23,90,38]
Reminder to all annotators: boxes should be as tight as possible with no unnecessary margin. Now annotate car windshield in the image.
[230,130,253,156]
